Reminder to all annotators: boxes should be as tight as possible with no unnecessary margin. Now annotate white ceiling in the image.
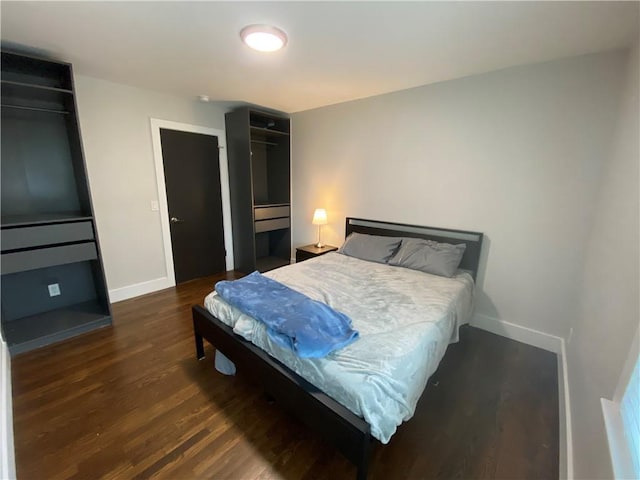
[1,1,638,113]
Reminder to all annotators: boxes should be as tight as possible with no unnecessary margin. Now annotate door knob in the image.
[170,216,183,224]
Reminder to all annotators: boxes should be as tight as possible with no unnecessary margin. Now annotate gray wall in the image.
[74,76,228,293]
[291,50,628,340]
[567,44,639,479]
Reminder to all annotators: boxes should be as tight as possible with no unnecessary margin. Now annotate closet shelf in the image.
[254,202,290,208]
[1,79,73,94]
[251,139,278,146]
[3,300,111,356]
[250,126,289,136]
[1,103,69,115]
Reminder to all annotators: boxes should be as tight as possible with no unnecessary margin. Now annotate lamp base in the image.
[315,242,324,248]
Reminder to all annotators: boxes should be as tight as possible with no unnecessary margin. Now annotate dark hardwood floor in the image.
[11,273,559,479]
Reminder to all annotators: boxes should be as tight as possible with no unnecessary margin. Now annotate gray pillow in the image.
[338,232,402,264]
[389,238,466,277]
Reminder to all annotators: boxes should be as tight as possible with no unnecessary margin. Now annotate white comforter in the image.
[204,252,474,443]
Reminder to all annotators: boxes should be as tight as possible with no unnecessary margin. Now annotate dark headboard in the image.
[345,217,484,281]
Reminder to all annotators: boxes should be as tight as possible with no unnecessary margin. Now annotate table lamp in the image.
[312,208,328,248]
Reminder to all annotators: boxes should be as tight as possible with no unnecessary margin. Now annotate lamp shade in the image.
[312,208,327,225]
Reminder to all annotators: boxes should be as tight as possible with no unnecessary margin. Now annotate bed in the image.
[192,217,484,479]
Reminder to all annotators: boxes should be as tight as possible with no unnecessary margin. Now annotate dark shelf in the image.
[254,202,290,208]
[1,81,73,113]
[1,82,73,104]
[250,126,290,137]
[1,51,73,90]
[1,213,93,228]
[1,79,73,94]
[251,139,278,147]
[3,300,110,355]
[255,256,290,273]
[250,125,291,144]
[249,109,290,135]
[1,103,70,115]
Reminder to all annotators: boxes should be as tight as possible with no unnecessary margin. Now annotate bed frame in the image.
[192,218,484,479]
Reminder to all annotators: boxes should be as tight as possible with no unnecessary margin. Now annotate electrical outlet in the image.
[48,283,61,297]
[150,200,159,211]
[567,327,574,344]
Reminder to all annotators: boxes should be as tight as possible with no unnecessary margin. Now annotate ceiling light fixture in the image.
[240,24,287,52]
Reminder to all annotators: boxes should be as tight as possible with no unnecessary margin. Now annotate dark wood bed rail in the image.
[192,305,373,479]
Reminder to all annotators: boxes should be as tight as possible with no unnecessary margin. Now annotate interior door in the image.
[160,128,225,284]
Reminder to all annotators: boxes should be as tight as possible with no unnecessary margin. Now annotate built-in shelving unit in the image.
[1,50,111,355]
[225,107,291,273]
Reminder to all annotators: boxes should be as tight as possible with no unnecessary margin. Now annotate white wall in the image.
[567,44,639,479]
[291,50,627,339]
[74,76,229,295]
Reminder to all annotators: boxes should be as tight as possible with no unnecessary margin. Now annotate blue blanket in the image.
[215,271,359,358]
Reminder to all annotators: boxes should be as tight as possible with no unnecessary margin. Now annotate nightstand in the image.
[295,244,338,262]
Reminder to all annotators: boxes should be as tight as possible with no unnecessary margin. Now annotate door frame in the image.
[150,118,233,287]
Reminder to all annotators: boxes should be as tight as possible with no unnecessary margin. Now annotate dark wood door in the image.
[160,128,225,283]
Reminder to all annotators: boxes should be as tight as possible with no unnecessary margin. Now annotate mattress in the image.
[204,252,474,443]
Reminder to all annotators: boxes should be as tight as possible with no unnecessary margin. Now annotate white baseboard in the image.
[108,276,174,303]
[470,313,572,479]
[558,339,574,479]
[471,313,563,353]
[1,338,16,479]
